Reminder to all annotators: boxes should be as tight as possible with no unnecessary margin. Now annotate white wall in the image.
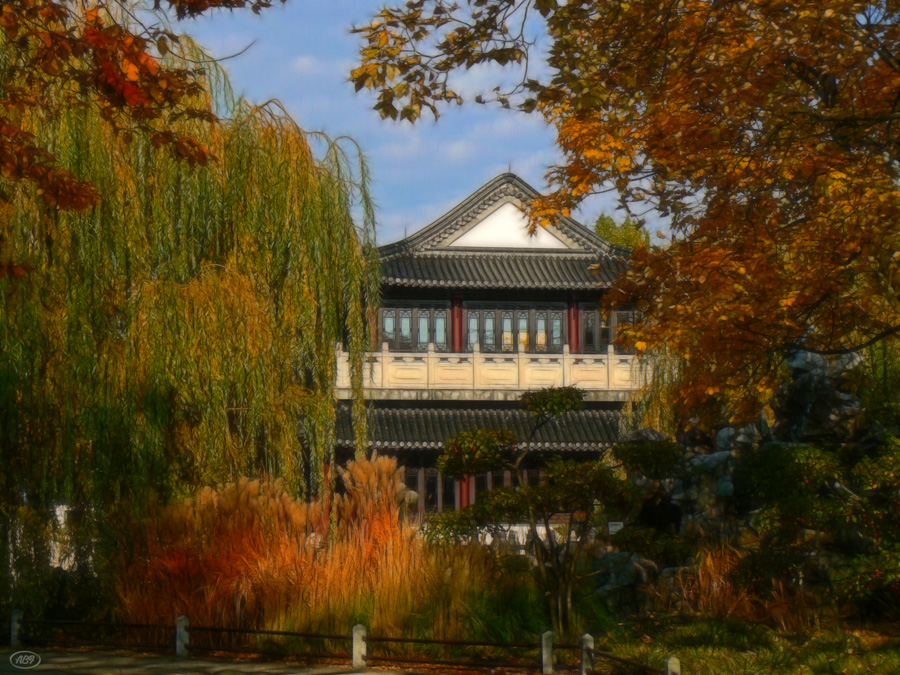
[447,203,569,249]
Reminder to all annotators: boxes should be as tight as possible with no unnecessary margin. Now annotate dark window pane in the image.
[399,310,413,350]
[475,472,489,497]
[483,314,496,352]
[517,314,529,351]
[467,313,479,351]
[535,313,547,352]
[434,310,447,351]
[550,311,563,351]
[442,475,456,511]
[501,312,514,352]
[617,310,635,325]
[583,311,596,352]
[615,310,634,354]
[382,310,395,345]
[405,467,418,492]
[425,469,438,512]
[418,313,430,350]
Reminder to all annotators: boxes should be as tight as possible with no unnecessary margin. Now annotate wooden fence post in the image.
[175,615,189,657]
[352,623,367,669]
[667,655,681,674]
[542,630,554,675]
[580,633,594,675]
[10,609,22,647]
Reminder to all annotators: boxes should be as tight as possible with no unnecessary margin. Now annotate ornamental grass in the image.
[115,456,543,654]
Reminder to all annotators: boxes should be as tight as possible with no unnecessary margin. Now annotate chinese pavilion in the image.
[335,173,638,513]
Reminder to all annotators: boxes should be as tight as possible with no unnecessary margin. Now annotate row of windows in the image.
[379,304,635,354]
[465,306,565,353]
[381,306,449,351]
[404,468,544,513]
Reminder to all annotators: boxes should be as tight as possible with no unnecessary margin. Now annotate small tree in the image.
[431,387,635,635]
[593,213,649,251]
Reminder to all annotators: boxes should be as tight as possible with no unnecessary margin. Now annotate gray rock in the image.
[715,427,737,452]
[690,450,733,473]
[827,352,863,376]
[715,478,734,497]
[659,566,682,579]
[785,350,827,372]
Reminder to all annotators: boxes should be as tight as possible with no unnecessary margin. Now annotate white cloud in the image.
[292,55,323,74]
[378,134,423,161]
[444,139,476,163]
[449,61,527,100]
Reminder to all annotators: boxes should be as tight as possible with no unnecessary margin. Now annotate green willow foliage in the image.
[0,40,380,518]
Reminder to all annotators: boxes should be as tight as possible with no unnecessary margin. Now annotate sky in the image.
[182,2,624,245]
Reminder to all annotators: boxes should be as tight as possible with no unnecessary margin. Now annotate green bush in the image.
[612,525,698,567]
[614,440,685,479]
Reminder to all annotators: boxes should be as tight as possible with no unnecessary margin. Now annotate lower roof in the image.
[335,403,622,452]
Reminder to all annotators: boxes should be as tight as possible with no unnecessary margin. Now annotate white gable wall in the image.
[445,202,570,249]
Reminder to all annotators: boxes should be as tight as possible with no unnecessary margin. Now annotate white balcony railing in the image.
[335,343,637,400]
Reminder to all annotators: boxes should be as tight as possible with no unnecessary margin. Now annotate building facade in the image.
[335,173,638,513]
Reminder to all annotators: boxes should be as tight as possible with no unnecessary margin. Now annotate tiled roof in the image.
[381,251,624,290]
[335,404,622,451]
[378,173,625,258]
[377,174,628,291]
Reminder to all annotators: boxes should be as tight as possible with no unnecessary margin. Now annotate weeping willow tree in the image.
[0,35,379,604]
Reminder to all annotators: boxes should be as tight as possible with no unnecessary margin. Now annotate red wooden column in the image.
[451,297,464,352]
[460,476,470,508]
[567,300,580,353]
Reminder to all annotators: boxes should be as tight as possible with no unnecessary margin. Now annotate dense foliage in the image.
[429,387,636,635]
[593,213,649,251]
[0,0,285,223]
[437,429,516,479]
[0,26,379,617]
[353,0,900,425]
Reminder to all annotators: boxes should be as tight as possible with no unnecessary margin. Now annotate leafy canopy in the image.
[0,0,285,262]
[0,33,379,514]
[353,0,900,425]
[593,213,649,252]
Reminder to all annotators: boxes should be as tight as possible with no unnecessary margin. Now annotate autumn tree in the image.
[0,28,379,614]
[353,1,900,425]
[430,388,635,635]
[593,212,649,251]
[0,0,286,230]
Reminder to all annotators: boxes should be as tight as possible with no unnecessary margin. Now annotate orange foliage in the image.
[0,0,283,273]
[354,1,900,426]
[115,457,422,637]
[656,546,817,633]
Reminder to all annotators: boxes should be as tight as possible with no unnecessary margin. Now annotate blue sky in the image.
[183,3,623,245]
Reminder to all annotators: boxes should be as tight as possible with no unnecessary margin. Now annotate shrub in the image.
[614,441,685,479]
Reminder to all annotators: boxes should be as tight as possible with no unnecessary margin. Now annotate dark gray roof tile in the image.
[380,252,624,290]
[336,404,622,452]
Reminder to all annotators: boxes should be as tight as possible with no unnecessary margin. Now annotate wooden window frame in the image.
[463,302,567,354]
[378,302,450,352]
[578,305,635,354]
